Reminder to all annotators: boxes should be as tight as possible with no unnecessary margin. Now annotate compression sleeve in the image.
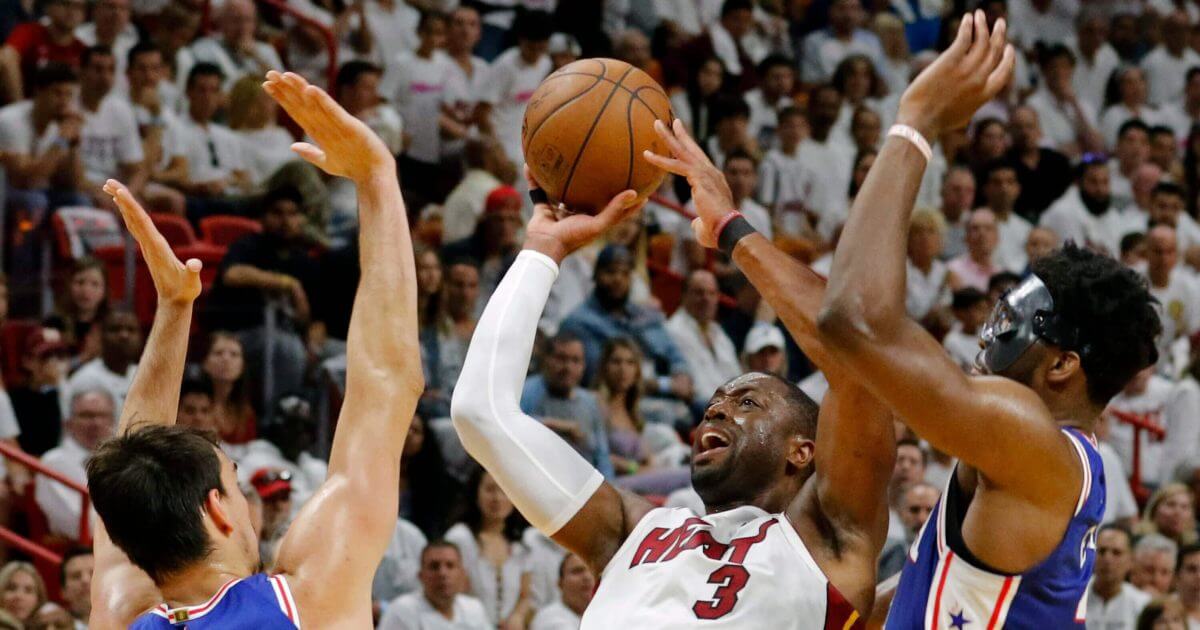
[451,250,606,535]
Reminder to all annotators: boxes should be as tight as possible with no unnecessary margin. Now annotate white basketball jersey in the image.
[581,506,863,629]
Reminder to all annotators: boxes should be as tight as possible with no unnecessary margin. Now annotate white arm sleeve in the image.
[451,250,605,535]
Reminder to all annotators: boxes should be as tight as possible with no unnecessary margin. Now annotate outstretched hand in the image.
[523,166,644,263]
[104,179,201,305]
[262,70,393,183]
[896,10,1015,140]
[642,119,734,249]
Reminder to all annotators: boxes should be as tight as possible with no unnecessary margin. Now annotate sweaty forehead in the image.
[713,373,783,400]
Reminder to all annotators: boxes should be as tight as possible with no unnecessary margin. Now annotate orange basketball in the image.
[522,58,674,215]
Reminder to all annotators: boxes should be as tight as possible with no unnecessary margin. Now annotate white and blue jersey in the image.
[886,428,1105,629]
[131,573,300,629]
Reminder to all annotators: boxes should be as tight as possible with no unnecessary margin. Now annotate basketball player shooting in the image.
[452,134,899,625]
[801,13,1160,629]
[84,71,422,629]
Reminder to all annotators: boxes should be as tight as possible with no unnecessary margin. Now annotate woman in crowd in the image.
[445,469,537,629]
[0,562,45,626]
[1102,65,1163,148]
[906,208,957,324]
[44,257,107,367]
[845,148,878,214]
[201,332,257,444]
[1139,482,1200,547]
[968,117,1010,173]
[399,413,458,538]
[671,56,725,145]
[830,54,885,143]
[414,243,448,418]
[874,13,911,97]
[228,76,301,191]
[1137,596,1189,630]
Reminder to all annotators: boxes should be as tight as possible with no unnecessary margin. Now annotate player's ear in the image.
[1045,349,1081,387]
[206,488,235,536]
[785,435,816,471]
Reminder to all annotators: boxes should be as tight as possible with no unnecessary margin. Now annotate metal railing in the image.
[0,440,91,557]
[1109,408,1166,504]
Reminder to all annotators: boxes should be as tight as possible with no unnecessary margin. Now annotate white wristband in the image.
[887,124,932,162]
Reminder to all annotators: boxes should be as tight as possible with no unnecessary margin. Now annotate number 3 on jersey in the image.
[693,564,750,619]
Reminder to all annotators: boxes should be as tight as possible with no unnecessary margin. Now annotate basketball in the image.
[522,58,674,215]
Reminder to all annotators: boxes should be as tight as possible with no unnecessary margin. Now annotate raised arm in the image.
[451,172,654,576]
[260,72,422,627]
[815,15,1076,494]
[644,123,895,609]
[89,179,202,629]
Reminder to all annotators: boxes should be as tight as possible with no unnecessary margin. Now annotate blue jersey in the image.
[886,428,1104,629]
[131,573,300,629]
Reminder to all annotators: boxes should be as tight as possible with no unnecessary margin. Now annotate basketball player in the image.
[85,71,422,628]
[800,13,1158,628]
[452,125,900,627]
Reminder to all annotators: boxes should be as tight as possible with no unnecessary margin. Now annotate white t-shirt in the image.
[235,126,296,187]
[386,50,455,164]
[992,211,1033,273]
[1148,267,1200,364]
[35,436,91,540]
[800,29,885,84]
[1085,582,1151,630]
[0,100,60,156]
[378,592,491,630]
[1039,187,1142,258]
[743,90,794,149]
[522,527,567,610]
[486,47,552,163]
[942,327,979,372]
[66,358,136,418]
[444,523,533,625]
[1006,0,1079,50]
[906,259,951,321]
[1107,375,1200,486]
[1141,45,1200,107]
[364,0,420,69]
[795,137,855,240]
[80,94,144,184]
[1100,104,1164,150]
[186,37,286,91]
[666,310,742,405]
[1026,87,1098,156]
[1071,43,1121,114]
[530,602,582,630]
[175,116,247,185]
[1098,440,1138,525]
[757,146,821,239]
[372,518,429,604]
[1160,101,1200,143]
[652,0,723,36]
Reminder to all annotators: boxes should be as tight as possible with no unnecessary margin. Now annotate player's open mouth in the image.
[695,427,732,462]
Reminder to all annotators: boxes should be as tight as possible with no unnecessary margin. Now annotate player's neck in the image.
[157,563,248,608]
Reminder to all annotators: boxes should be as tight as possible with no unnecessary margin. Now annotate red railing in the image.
[1109,408,1166,504]
[0,441,91,553]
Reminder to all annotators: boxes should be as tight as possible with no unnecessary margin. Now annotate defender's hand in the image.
[104,179,201,305]
[263,70,394,183]
[895,11,1015,140]
[523,165,643,264]
[642,119,735,249]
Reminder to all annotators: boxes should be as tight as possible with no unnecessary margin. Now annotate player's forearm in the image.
[118,301,193,432]
[819,137,926,339]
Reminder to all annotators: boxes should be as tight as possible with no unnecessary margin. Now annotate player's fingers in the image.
[986,18,1007,71]
[643,149,690,176]
[652,119,689,159]
[290,142,329,171]
[184,258,203,274]
[595,189,639,226]
[672,118,711,164]
[966,9,988,67]
[945,11,973,58]
[984,44,1017,97]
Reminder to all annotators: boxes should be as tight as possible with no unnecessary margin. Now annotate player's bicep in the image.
[552,481,654,576]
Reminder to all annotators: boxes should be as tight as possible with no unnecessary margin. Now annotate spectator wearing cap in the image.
[0,63,89,213]
[58,545,91,628]
[0,0,85,101]
[520,332,615,478]
[77,45,145,209]
[547,32,580,71]
[440,138,514,245]
[378,541,490,630]
[667,270,741,405]
[1040,159,1138,258]
[10,329,69,456]
[1088,525,1151,628]
[486,10,552,164]
[1006,106,1072,222]
[943,287,988,372]
[183,0,285,92]
[36,388,114,540]
[1143,10,1200,107]
[249,466,292,565]
[530,554,595,630]
[442,185,522,310]
[560,244,692,400]
[65,308,139,418]
[1101,67,1164,151]
[1161,68,1200,143]
[1071,10,1120,114]
[947,209,1000,293]
[1026,44,1102,160]
[742,323,786,377]
[800,0,885,84]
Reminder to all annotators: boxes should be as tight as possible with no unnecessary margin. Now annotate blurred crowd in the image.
[3,0,1200,628]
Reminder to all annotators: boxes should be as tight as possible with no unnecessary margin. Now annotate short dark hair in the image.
[512,9,553,42]
[418,9,447,32]
[548,330,584,354]
[335,60,381,93]
[59,546,93,585]
[32,62,78,92]
[778,105,805,124]
[1179,542,1200,570]
[760,372,818,438]
[87,425,226,584]
[757,54,794,77]
[126,41,162,69]
[952,287,987,310]
[724,148,758,169]
[1149,125,1176,139]
[981,158,1018,183]
[896,437,928,465]
[1118,118,1151,141]
[263,184,304,209]
[1120,232,1146,256]
[186,62,224,90]
[1039,43,1076,68]
[1029,243,1161,404]
[420,539,461,565]
[988,271,1022,295]
[1188,66,1200,85]
[1152,181,1186,201]
[1099,523,1133,547]
[180,375,214,402]
[712,94,750,124]
[81,45,113,68]
[721,0,754,17]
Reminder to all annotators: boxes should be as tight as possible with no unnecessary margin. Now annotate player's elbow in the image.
[819,289,896,344]
[449,382,486,432]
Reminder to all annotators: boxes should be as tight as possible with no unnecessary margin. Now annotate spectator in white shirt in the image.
[679,150,771,273]
[1071,10,1120,113]
[906,209,954,323]
[1146,182,1200,260]
[1040,159,1138,258]
[1087,525,1151,630]
[943,288,989,372]
[1109,119,1152,210]
[978,160,1032,273]
[175,63,251,202]
[1161,67,1200,143]
[124,42,188,216]
[1108,364,1200,488]
[487,11,552,164]
[1007,0,1080,50]
[948,209,1001,293]
[443,7,492,159]
[227,75,304,191]
[1101,66,1163,150]
[873,13,910,97]
[75,0,136,88]
[530,554,594,630]
[35,388,114,540]
[65,309,140,417]
[76,45,144,208]
[378,541,491,630]
[704,95,755,168]
[800,0,884,84]
[364,0,420,74]
[800,84,855,241]
[666,270,741,406]
[758,107,819,239]
[372,518,429,608]
[1026,44,1103,159]
[1143,11,1200,107]
[743,55,795,149]
[184,0,286,91]
[938,165,976,259]
[1145,225,1200,375]
[388,11,455,208]
[0,63,89,211]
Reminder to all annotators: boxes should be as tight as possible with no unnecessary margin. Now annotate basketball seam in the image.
[624,86,672,190]
[560,63,637,208]
[524,72,607,155]
[540,71,664,116]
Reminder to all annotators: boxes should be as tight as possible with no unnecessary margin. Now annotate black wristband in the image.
[529,188,549,205]
[718,215,756,256]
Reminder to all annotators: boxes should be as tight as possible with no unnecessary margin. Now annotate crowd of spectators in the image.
[6,0,1200,628]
